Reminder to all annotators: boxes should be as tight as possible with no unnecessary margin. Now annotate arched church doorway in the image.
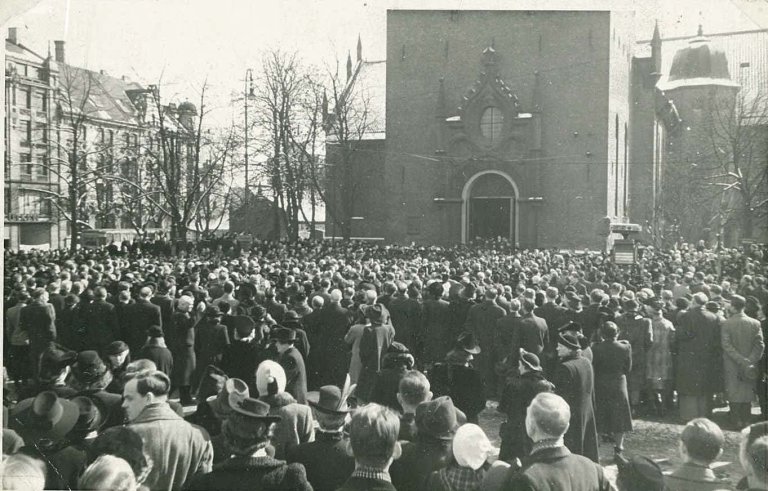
[461,170,518,244]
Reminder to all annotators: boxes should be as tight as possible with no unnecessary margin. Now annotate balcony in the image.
[4,213,52,223]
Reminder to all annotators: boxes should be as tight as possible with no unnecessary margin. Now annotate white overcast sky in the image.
[3,0,766,126]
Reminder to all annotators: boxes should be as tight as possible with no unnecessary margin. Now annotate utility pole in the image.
[244,68,254,207]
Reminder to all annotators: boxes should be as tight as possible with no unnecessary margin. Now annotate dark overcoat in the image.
[592,339,633,433]
[286,431,355,491]
[220,338,266,395]
[506,446,612,491]
[184,456,312,491]
[428,363,486,423]
[389,295,423,353]
[676,306,723,396]
[512,312,550,358]
[151,294,175,333]
[465,300,507,392]
[550,353,599,462]
[278,346,308,405]
[19,300,56,362]
[309,303,353,388]
[616,312,653,391]
[80,299,118,351]
[122,298,163,353]
[499,370,555,462]
[170,311,197,387]
[390,438,453,491]
[422,298,453,364]
[194,319,230,387]
[534,302,568,352]
[138,343,174,379]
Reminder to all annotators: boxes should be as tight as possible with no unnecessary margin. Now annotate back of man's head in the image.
[349,403,400,468]
[330,289,343,303]
[398,371,431,409]
[134,370,170,398]
[139,287,151,299]
[546,286,559,300]
[521,298,535,314]
[680,418,724,464]
[311,295,325,309]
[526,393,570,441]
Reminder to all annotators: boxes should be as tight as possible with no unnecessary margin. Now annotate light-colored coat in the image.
[128,402,213,490]
[722,312,764,403]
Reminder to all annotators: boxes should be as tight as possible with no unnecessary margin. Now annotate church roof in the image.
[661,29,740,90]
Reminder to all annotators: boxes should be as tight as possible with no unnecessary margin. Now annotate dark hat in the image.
[308,385,351,415]
[558,332,581,351]
[283,310,300,321]
[72,351,108,383]
[649,299,665,311]
[598,306,616,322]
[428,282,445,297]
[363,304,385,323]
[196,365,229,401]
[147,325,164,338]
[105,340,130,355]
[455,331,481,354]
[12,391,79,444]
[207,378,250,419]
[623,299,640,311]
[415,396,459,440]
[230,396,281,422]
[616,455,665,491]
[39,344,77,379]
[71,396,104,434]
[271,326,297,344]
[519,349,543,372]
[251,304,266,321]
[601,321,619,338]
[558,321,582,333]
[204,304,223,318]
[705,301,721,313]
[233,315,256,338]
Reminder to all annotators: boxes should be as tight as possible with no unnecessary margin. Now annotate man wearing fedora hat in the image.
[272,326,308,405]
[428,332,486,424]
[550,331,599,463]
[185,395,313,491]
[499,349,555,463]
[390,396,460,491]
[287,384,356,490]
[616,298,653,413]
[192,304,230,392]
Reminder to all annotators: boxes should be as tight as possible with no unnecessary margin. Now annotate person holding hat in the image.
[271,326,308,405]
[499,349,555,463]
[722,294,764,429]
[138,326,174,379]
[11,391,84,489]
[192,304,230,395]
[287,383,356,490]
[221,316,267,395]
[506,392,612,491]
[592,321,633,459]
[428,332,486,424]
[170,295,197,406]
[676,292,724,421]
[255,360,314,459]
[390,396,461,491]
[185,395,311,491]
[550,331,599,462]
[616,298,653,413]
[646,299,676,417]
[425,423,495,491]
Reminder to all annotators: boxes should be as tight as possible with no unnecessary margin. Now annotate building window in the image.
[20,153,32,178]
[480,106,503,143]
[36,123,47,143]
[37,154,48,179]
[23,88,31,109]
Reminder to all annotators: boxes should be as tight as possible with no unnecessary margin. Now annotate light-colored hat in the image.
[256,360,286,396]
[452,423,493,470]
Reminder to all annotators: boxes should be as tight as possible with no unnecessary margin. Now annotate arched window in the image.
[480,106,503,143]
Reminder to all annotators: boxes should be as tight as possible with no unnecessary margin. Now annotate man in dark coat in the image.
[676,292,723,421]
[550,332,599,462]
[287,384,355,490]
[221,316,266,395]
[428,333,486,423]
[616,299,653,411]
[307,290,353,389]
[511,298,550,363]
[80,286,118,352]
[535,286,568,369]
[151,280,175,333]
[265,288,288,324]
[193,305,230,390]
[388,283,423,354]
[390,396,458,491]
[273,327,308,404]
[499,349,554,463]
[137,325,174,378]
[507,392,612,491]
[464,288,507,396]
[19,287,57,383]
[495,298,524,370]
[422,282,452,366]
[123,287,163,354]
[592,321,633,456]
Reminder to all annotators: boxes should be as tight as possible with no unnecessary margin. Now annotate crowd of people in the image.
[2,238,767,490]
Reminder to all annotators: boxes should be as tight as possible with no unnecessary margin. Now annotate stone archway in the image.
[461,170,519,244]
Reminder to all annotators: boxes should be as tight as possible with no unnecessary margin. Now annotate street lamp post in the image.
[244,68,254,206]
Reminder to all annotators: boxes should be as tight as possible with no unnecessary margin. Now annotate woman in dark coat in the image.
[170,295,197,405]
[184,397,311,491]
[592,321,633,456]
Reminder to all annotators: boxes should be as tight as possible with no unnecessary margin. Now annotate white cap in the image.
[452,424,492,470]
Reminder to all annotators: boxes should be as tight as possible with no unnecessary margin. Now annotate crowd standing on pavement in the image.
[2,237,767,490]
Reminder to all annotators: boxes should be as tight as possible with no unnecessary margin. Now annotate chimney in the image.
[54,40,65,63]
[8,27,18,44]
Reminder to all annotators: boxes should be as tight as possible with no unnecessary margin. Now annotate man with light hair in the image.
[507,393,612,490]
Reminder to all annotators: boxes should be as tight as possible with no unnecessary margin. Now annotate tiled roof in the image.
[58,64,144,126]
